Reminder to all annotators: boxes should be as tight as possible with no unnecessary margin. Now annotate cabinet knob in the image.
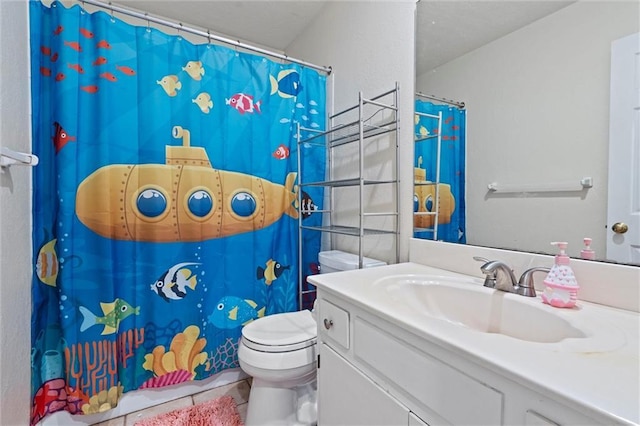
[323,318,334,330]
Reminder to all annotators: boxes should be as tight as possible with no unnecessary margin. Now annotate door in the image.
[607,32,640,264]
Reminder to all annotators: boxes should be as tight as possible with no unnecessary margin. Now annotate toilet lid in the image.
[242,310,317,353]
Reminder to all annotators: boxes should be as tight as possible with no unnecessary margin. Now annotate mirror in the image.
[414,1,640,264]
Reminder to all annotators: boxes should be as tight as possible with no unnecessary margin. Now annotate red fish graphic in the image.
[64,41,82,52]
[97,40,111,49]
[79,28,94,38]
[225,93,261,115]
[115,65,135,76]
[92,57,107,66]
[272,144,290,160]
[53,25,64,35]
[67,63,85,74]
[40,67,52,77]
[52,122,76,153]
[81,85,99,94]
[100,72,117,82]
[50,52,59,62]
[55,73,65,82]
[452,125,459,131]
[40,46,51,56]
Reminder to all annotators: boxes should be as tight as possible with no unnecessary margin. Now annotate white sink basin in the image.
[373,274,587,343]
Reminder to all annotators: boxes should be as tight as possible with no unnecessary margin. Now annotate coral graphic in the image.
[30,378,89,425]
[140,370,192,389]
[81,384,123,414]
[142,325,207,382]
[206,337,240,372]
[64,328,144,398]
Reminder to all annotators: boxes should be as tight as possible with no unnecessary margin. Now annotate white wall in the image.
[0,1,33,425]
[416,1,639,258]
[288,1,417,264]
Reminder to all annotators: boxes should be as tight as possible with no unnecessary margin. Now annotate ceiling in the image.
[117,1,574,75]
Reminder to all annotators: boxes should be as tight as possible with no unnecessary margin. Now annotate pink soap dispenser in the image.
[541,242,579,308]
[580,237,596,260]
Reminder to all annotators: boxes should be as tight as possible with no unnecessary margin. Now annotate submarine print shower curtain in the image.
[414,100,466,243]
[29,1,326,423]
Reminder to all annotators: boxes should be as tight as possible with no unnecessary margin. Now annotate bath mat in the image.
[133,395,243,426]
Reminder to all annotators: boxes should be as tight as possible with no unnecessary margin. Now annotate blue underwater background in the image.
[29,1,326,422]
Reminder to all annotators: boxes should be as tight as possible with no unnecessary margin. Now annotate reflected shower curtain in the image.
[29,1,326,423]
[414,101,466,243]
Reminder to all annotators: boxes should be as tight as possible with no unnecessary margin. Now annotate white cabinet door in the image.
[318,343,408,426]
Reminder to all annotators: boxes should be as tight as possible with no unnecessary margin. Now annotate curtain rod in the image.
[416,92,465,109]
[78,0,332,75]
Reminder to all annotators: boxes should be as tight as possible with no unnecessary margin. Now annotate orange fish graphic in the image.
[81,85,99,94]
[50,52,59,62]
[55,73,65,82]
[115,65,135,76]
[272,144,290,160]
[52,122,76,153]
[40,46,51,56]
[100,72,117,82]
[67,63,84,74]
[64,40,82,52]
[53,25,64,35]
[92,56,107,66]
[97,40,111,49]
[79,28,94,38]
[40,67,52,77]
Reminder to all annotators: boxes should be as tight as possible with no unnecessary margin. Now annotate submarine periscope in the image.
[75,126,299,242]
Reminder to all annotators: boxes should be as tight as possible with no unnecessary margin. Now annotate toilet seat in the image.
[242,310,317,353]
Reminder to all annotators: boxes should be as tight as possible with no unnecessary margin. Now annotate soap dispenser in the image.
[541,242,579,308]
[580,237,596,260]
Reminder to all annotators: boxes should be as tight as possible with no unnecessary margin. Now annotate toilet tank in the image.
[318,250,386,273]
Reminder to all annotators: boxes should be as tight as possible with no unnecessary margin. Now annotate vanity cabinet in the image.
[316,292,609,426]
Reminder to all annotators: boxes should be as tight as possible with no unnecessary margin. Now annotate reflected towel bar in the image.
[1,147,39,168]
[487,177,593,193]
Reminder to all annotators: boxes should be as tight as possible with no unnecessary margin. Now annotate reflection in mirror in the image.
[415,1,640,265]
[413,96,466,244]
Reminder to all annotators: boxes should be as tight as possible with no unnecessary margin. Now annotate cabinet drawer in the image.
[354,317,503,425]
[319,299,350,349]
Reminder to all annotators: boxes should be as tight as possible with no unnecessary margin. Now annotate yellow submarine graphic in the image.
[414,156,455,229]
[75,126,298,242]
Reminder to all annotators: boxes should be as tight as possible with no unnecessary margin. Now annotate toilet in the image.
[238,250,386,425]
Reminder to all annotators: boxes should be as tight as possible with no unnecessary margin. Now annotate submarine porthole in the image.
[188,190,213,217]
[413,194,419,212]
[425,195,434,212]
[230,192,257,218]
[137,189,167,218]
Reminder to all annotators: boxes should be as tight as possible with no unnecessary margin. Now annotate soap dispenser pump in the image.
[541,242,579,308]
[580,237,596,260]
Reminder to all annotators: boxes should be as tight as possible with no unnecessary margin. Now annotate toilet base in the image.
[245,378,317,426]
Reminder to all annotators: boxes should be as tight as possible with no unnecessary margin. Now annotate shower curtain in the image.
[414,100,466,243]
[29,1,326,423]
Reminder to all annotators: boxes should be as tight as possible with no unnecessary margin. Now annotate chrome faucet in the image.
[474,257,550,297]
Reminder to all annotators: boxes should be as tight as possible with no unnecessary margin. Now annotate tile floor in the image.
[92,379,251,426]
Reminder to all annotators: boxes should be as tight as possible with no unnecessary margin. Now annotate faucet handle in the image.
[517,267,551,297]
[474,256,496,288]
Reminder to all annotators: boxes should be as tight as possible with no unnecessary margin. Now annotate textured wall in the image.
[1,1,33,425]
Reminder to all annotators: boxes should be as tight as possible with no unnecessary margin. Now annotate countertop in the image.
[308,262,640,425]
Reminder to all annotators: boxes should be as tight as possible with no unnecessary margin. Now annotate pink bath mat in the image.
[134,395,243,426]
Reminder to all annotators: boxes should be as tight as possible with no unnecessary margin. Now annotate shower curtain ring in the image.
[109,3,115,23]
[177,23,183,40]
[145,13,151,32]
[207,30,211,45]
